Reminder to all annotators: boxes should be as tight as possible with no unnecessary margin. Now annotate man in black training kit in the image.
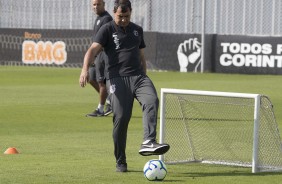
[86,0,113,117]
[79,0,170,172]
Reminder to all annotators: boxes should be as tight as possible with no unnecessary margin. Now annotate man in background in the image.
[86,0,113,117]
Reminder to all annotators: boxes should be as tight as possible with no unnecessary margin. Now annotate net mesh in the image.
[258,96,282,171]
[162,92,282,172]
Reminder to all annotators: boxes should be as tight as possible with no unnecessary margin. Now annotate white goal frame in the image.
[159,88,267,173]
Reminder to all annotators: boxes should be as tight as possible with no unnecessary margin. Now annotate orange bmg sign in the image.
[22,41,67,65]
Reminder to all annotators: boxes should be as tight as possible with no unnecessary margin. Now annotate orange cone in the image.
[4,147,19,154]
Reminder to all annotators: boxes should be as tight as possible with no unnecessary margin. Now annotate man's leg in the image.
[104,93,112,116]
[86,65,103,117]
[134,75,170,156]
[107,77,134,171]
[96,52,112,115]
[88,65,99,93]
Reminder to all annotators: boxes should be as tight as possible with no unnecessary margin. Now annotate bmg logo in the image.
[22,40,67,65]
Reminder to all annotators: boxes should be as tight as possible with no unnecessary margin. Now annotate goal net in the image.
[159,88,282,173]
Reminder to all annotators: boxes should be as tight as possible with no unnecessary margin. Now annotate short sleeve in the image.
[139,27,146,49]
[94,24,108,47]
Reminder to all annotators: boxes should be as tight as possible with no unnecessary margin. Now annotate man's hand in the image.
[79,70,89,87]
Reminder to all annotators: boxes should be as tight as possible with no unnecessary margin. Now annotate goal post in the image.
[159,88,282,173]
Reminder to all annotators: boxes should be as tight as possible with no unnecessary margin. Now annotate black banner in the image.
[0,28,92,66]
[0,28,213,72]
[215,35,282,74]
[151,33,214,72]
[1,28,282,75]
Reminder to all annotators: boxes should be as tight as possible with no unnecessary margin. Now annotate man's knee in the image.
[144,95,159,106]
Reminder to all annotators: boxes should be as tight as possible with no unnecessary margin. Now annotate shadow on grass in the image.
[157,180,184,182]
[180,170,282,177]
[126,170,143,173]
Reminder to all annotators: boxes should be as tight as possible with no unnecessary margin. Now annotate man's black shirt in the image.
[94,21,146,79]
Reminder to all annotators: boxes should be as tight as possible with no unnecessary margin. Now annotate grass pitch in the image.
[0,66,282,184]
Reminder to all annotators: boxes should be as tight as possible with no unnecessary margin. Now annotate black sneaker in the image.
[85,109,104,117]
[139,140,170,156]
[116,163,127,172]
[104,104,112,116]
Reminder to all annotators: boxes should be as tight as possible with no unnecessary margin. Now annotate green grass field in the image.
[0,66,282,184]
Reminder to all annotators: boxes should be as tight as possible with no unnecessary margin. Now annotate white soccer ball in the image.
[143,159,167,181]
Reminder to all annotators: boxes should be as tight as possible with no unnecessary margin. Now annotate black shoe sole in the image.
[116,168,128,172]
[85,114,104,117]
[85,115,104,117]
[139,145,170,156]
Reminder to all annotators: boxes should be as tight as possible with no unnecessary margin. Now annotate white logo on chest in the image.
[113,33,120,50]
[133,30,138,36]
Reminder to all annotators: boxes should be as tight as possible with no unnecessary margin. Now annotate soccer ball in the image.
[143,159,167,181]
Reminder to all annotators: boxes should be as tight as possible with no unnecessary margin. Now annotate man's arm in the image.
[79,42,103,87]
[140,48,147,74]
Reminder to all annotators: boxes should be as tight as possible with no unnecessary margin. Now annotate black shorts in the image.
[88,52,106,83]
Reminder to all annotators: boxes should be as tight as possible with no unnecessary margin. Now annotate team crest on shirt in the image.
[97,20,100,25]
[110,84,116,94]
[133,30,138,36]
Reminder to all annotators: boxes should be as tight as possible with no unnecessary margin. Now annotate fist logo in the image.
[177,38,202,72]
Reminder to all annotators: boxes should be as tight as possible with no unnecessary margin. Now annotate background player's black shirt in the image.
[93,11,113,40]
[94,21,146,79]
